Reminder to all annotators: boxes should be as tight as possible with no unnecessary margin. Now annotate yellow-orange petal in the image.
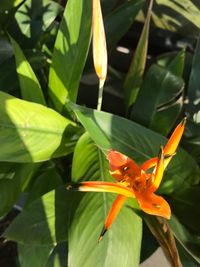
[98,195,127,241]
[135,191,171,219]
[140,157,158,171]
[92,0,107,81]
[164,117,186,156]
[67,181,135,198]
[149,147,164,192]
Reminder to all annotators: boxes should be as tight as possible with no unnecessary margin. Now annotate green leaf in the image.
[48,0,92,112]
[152,0,200,36]
[25,162,64,206]
[168,185,200,234]
[18,244,54,267]
[69,103,200,194]
[10,36,46,105]
[4,187,72,245]
[185,34,200,121]
[69,132,142,267]
[0,91,78,162]
[123,0,153,110]
[170,215,200,264]
[105,0,145,51]
[0,0,22,10]
[0,163,37,217]
[157,50,186,77]
[131,64,184,135]
[13,0,62,43]
[45,242,68,267]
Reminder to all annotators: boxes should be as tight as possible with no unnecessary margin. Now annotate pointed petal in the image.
[67,181,135,198]
[164,117,186,158]
[98,195,127,241]
[108,150,140,181]
[135,191,171,219]
[149,147,164,192]
[92,0,107,81]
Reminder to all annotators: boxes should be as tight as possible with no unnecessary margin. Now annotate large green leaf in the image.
[4,187,72,245]
[0,91,78,162]
[69,103,200,194]
[48,0,92,112]
[10,36,46,105]
[69,132,142,267]
[105,0,144,51]
[131,64,184,135]
[123,0,152,111]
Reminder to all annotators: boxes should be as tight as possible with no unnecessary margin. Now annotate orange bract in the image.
[67,118,186,241]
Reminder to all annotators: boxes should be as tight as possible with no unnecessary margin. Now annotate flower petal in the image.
[98,195,127,241]
[67,181,135,198]
[108,150,140,181]
[135,191,171,219]
[92,0,107,81]
[163,117,186,167]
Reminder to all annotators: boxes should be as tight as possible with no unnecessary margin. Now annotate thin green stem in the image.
[97,79,105,111]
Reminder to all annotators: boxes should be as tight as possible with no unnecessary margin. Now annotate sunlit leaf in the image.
[10,36,46,105]
[0,91,79,162]
[49,0,92,112]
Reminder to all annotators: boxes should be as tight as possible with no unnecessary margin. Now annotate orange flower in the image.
[67,118,186,241]
[92,0,107,82]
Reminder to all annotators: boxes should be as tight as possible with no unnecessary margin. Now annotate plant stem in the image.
[97,79,105,111]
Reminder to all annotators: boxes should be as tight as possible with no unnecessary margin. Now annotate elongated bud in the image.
[92,0,107,82]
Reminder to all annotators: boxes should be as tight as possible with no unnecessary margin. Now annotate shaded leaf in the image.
[185,34,200,121]
[123,0,153,110]
[18,243,54,267]
[170,215,200,264]
[4,187,72,245]
[0,91,78,162]
[69,103,200,194]
[69,132,142,267]
[168,185,200,234]
[49,0,92,112]
[45,242,68,267]
[105,0,145,51]
[131,64,184,135]
[0,163,38,217]
[13,0,62,45]
[10,36,46,105]
[157,50,186,77]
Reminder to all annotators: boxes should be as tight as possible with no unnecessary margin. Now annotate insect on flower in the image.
[67,118,186,241]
